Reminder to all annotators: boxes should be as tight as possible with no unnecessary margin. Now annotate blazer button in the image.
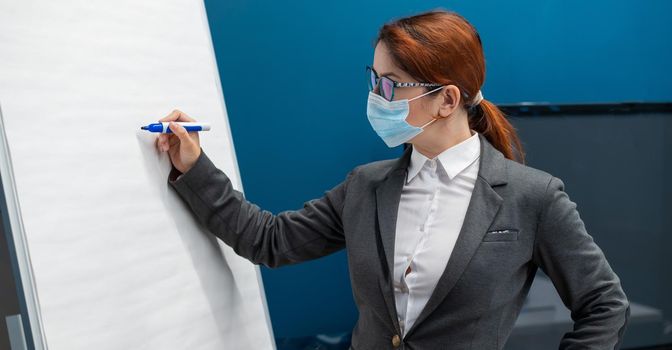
[392,334,401,348]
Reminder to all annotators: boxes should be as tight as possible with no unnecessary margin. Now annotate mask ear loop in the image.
[408,85,445,102]
[419,116,439,129]
[410,85,448,129]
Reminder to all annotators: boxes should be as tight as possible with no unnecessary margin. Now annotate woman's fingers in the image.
[156,134,168,152]
[152,112,201,173]
[167,135,180,150]
[168,122,194,147]
[159,109,195,123]
[156,134,166,152]
[156,109,196,152]
[168,135,179,146]
[167,121,201,172]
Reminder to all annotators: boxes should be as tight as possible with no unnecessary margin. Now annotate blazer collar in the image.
[374,132,509,337]
[382,132,508,186]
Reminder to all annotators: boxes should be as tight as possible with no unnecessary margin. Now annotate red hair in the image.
[375,9,525,163]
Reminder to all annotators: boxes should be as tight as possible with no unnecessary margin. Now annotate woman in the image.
[156,9,629,350]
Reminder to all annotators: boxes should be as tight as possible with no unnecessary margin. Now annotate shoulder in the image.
[501,157,570,213]
[337,156,403,194]
[349,157,400,183]
[506,158,554,191]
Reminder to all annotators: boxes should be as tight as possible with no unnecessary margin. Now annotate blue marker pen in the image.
[140,122,211,133]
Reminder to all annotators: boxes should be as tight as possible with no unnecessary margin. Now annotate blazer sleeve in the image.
[167,149,356,268]
[533,176,630,350]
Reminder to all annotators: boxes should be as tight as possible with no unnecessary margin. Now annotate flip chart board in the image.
[0,1,275,349]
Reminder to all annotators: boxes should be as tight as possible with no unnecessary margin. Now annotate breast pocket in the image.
[483,228,519,242]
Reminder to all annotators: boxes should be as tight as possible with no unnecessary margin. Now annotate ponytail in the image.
[469,99,526,164]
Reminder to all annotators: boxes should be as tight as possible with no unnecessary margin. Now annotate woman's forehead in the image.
[372,43,409,80]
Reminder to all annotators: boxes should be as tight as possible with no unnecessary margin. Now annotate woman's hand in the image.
[156,109,201,174]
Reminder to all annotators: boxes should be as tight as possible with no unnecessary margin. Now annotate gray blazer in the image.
[168,133,630,350]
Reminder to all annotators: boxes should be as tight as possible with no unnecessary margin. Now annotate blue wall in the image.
[202,0,672,338]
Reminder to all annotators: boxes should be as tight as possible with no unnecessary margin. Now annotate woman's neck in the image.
[412,127,474,159]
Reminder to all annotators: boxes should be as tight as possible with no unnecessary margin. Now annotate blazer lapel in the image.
[404,133,509,338]
[374,145,413,334]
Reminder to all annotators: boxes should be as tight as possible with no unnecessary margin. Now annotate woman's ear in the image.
[436,85,462,118]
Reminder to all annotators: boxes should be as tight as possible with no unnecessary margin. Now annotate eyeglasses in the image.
[366,65,443,102]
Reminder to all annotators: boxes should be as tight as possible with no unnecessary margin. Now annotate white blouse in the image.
[393,129,481,337]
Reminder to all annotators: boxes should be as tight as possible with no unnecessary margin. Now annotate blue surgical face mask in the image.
[366,86,445,148]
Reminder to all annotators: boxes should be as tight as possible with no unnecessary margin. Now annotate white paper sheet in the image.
[0,1,274,349]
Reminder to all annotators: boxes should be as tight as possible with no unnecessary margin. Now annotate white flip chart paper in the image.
[0,1,274,349]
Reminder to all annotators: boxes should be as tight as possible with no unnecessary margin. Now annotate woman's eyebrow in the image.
[380,71,401,79]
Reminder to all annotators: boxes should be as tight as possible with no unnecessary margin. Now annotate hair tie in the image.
[471,90,484,107]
